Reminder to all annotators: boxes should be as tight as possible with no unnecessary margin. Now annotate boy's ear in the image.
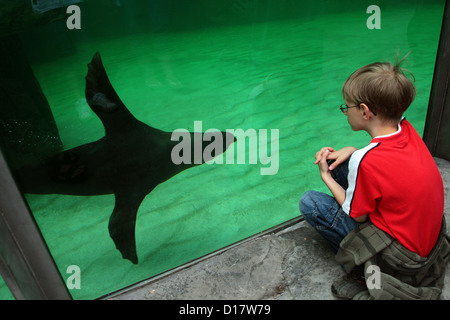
[360,103,372,119]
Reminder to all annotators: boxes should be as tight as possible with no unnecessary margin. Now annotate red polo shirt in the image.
[342,118,444,257]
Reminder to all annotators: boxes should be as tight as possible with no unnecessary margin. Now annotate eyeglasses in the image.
[339,104,359,113]
[339,103,377,116]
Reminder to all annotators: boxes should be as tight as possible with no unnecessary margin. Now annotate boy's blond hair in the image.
[342,58,416,124]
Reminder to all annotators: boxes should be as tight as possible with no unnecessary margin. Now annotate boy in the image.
[299,60,446,299]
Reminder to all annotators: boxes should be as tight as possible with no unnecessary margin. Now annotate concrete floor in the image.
[107,158,450,300]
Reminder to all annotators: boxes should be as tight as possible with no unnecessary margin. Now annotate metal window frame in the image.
[0,150,71,300]
[423,0,450,159]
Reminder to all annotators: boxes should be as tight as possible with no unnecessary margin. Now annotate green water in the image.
[0,1,445,299]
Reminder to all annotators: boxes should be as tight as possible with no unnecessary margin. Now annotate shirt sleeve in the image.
[342,144,380,218]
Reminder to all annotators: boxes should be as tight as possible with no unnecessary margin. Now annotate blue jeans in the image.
[299,160,360,253]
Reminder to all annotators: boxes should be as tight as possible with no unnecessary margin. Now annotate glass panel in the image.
[0,0,445,299]
[0,277,14,300]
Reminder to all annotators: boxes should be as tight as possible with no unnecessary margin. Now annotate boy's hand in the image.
[317,149,332,178]
[314,146,357,173]
[314,147,335,165]
[324,146,357,170]
[314,148,346,206]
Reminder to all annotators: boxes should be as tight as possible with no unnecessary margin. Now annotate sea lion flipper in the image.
[108,189,150,264]
[85,52,138,134]
[85,52,121,110]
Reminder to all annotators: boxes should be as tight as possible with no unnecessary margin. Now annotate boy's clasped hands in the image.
[314,146,357,175]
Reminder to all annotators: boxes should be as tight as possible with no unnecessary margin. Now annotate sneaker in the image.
[331,267,368,299]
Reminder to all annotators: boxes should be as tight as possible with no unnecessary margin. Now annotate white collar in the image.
[373,122,402,139]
